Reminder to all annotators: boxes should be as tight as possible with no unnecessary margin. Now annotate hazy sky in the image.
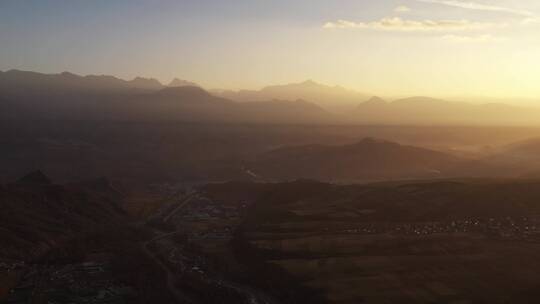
[2,0,540,99]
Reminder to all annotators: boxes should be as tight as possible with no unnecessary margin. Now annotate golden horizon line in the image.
[2,68,540,101]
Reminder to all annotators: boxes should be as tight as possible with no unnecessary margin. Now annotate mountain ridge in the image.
[246,138,466,182]
[214,79,371,112]
[4,70,540,126]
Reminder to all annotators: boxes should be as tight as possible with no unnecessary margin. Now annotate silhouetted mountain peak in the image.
[262,80,330,92]
[168,78,197,87]
[156,86,212,98]
[214,79,370,110]
[392,96,445,105]
[60,71,78,78]
[4,69,41,77]
[17,170,51,185]
[358,137,390,145]
[84,74,120,82]
[359,96,387,109]
[129,77,163,89]
[366,96,386,104]
[300,79,319,86]
[347,137,396,150]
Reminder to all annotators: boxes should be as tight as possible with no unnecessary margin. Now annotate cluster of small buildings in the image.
[0,260,25,273]
[6,260,135,304]
[180,199,241,221]
[190,226,234,241]
[342,217,540,239]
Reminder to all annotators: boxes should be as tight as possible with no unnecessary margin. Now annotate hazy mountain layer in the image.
[4,70,540,126]
[0,70,333,124]
[354,96,540,126]
[247,138,464,181]
[214,79,370,112]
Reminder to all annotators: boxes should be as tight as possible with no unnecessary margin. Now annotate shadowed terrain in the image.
[205,179,540,303]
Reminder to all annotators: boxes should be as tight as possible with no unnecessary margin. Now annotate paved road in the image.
[164,192,197,223]
[144,190,278,304]
[142,232,194,304]
[141,191,196,304]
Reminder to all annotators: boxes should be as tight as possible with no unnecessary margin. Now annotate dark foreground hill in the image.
[0,172,125,260]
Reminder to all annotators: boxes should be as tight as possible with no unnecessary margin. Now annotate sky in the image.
[2,0,540,99]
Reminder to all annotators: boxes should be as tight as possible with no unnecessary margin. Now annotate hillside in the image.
[246,138,464,181]
[0,172,125,260]
[168,78,198,87]
[478,137,540,178]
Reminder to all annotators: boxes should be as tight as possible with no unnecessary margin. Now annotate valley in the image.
[5,1,540,302]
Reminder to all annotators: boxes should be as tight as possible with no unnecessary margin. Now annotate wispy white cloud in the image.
[418,0,534,17]
[323,17,503,31]
[394,5,412,13]
[440,34,506,43]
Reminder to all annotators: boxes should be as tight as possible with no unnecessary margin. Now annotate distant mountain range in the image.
[168,78,198,87]
[213,79,370,112]
[126,86,333,123]
[0,69,197,93]
[3,69,540,126]
[353,96,540,126]
[0,70,333,124]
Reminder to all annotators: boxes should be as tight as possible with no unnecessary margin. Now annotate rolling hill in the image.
[246,138,464,182]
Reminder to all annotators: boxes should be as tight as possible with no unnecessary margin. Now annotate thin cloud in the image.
[323,17,502,31]
[418,0,534,17]
[522,17,540,25]
[395,5,412,13]
[440,34,506,43]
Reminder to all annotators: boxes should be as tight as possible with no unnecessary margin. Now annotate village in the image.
[4,256,135,304]
[341,216,540,240]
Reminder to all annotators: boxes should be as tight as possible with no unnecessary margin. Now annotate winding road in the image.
[142,189,278,304]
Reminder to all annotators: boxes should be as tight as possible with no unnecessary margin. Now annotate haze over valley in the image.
[4,1,540,303]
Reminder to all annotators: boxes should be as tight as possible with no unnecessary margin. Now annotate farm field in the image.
[221,180,540,304]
